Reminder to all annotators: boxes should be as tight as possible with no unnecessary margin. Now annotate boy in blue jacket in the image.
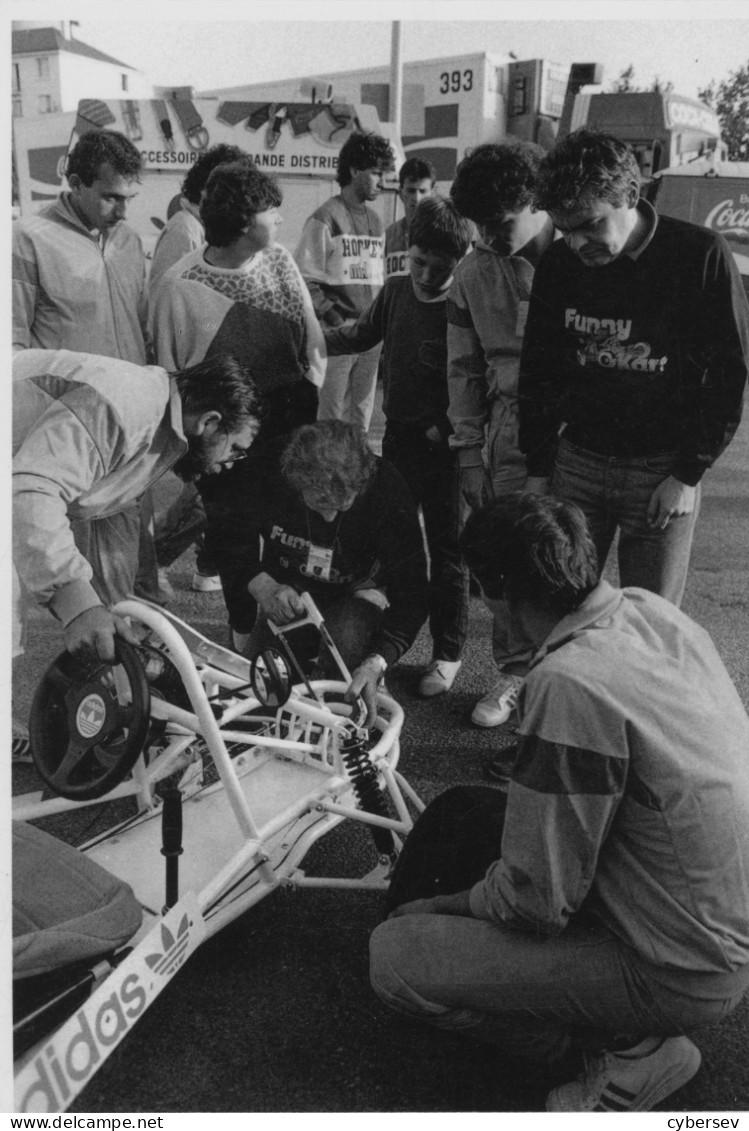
[325,197,473,697]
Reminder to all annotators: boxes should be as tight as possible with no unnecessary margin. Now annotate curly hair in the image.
[460,493,599,616]
[408,196,473,259]
[398,156,437,187]
[66,129,142,186]
[336,131,395,187]
[281,421,377,501]
[450,141,544,223]
[201,160,283,247]
[181,144,247,204]
[534,129,641,214]
[173,354,264,431]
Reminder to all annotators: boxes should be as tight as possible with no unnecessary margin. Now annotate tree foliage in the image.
[610,64,637,93]
[699,61,749,161]
[610,65,673,95]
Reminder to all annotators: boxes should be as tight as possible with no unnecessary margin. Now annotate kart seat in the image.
[13,821,143,980]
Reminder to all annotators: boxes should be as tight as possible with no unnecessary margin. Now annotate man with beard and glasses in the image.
[12,350,261,671]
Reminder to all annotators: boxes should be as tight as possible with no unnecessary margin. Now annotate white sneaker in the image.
[471,672,523,727]
[191,570,222,592]
[418,659,462,697]
[546,1036,702,1113]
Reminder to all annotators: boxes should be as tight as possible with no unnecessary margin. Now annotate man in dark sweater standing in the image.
[518,129,749,604]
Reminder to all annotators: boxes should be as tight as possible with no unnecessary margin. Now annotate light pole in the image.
[390,20,403,133]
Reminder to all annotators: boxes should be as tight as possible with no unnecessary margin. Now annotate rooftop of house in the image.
[12,26,136,71]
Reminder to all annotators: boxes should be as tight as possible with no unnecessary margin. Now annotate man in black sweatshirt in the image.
[518,129,749,605]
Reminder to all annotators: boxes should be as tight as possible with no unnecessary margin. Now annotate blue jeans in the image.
[370,787,749,1064]
[383,424,468,663]
[483,397,534,672]
[551,437,701,607]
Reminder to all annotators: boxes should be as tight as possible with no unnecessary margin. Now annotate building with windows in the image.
[11,22,152,120]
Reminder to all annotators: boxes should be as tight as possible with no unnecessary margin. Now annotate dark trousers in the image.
[384,785,507,917]
[202,379,319,631]
[382,423,469,662]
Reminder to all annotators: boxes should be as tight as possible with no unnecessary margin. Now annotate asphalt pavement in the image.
[11,393,749,1114]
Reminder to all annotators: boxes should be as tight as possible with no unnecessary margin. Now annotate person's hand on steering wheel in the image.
[64,605,140,663]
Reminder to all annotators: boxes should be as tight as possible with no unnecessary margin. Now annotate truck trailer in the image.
[563,89,725,176]
[14,95,404,257]
[644,159,749,298]
[201,53,571,192]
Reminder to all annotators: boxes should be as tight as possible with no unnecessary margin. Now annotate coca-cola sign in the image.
[703,197,749,243]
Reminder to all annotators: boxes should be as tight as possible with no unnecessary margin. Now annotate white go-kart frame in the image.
[12,593,425,1113]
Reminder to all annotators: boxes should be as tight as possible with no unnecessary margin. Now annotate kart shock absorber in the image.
[339,732,397,861]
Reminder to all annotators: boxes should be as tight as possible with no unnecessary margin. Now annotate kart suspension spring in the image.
[339,733,396,859]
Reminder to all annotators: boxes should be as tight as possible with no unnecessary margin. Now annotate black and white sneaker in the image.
[546,1036,701,1112]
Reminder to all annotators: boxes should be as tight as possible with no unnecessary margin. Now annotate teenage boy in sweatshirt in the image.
[383,156,437,280]
[325,196,474,698]
[295,130,395,430]
[447,142,555,731]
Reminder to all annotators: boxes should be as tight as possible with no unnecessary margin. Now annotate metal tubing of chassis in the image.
[115,599,262,841]
[392,769,427,812]
[315,797,411,834]
[378,763,413,826]
[283,875,390,890]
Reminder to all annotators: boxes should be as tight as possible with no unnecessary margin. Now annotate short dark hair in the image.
[173,354,263,431]
[399,156,437,187]
[450,141,544,223]
[181,144,247,204]
[336,131,395,187]
[281,420,377,499]
[408,196,473,259]
[460,493,599,616]
[534,129,641,214]
[200,160,283,247]
[66,129,142,186]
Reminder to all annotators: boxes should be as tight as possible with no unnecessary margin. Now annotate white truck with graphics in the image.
[201,56,749,294]
[13,71,747,294]
[14,94,404,256]
[201,53,572,194]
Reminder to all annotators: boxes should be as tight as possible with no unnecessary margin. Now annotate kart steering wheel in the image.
[29,639,151,800]
[250,648,293,708]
